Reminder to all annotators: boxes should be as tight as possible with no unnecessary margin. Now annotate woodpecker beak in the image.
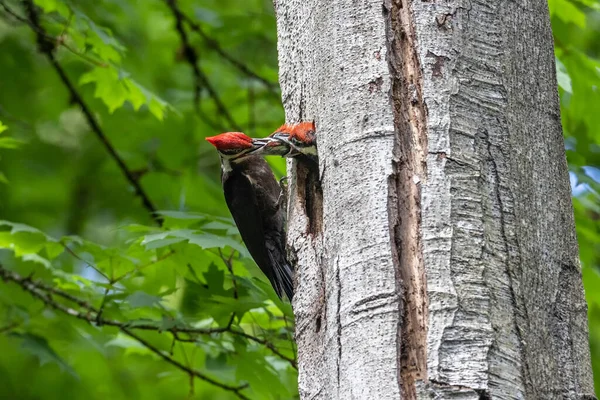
[251,137,298,157]
[269,133,303,156]
[251,138,274,148]
[246,138,270,154]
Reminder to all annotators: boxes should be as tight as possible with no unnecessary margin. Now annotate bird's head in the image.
[285,122,317,145]
[205,132,267,162]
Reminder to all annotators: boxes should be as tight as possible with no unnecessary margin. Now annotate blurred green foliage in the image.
[0,0,293,399]
[0,0,599,398]
[551,0,600,392]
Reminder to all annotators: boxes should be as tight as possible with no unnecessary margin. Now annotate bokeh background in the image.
[0,0,598,398]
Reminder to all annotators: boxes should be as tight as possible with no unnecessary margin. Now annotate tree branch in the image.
[229,328,297,369]
[60,240,110,281]
[180,13,280,97]
[0,263,297,369]
[0,263,251,398]
[164,0,242,132]
[121,327,250,399]
[21,0,162,226]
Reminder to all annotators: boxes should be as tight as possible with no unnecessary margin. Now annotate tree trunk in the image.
[275,0,596,398]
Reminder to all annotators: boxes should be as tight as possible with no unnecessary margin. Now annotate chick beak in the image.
[270,133,302,156]
[249,137,295,157]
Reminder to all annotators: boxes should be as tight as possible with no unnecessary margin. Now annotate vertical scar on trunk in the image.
[294,155,323,236]
[384,0,429,397]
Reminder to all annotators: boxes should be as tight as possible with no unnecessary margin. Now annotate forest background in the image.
[0,0,598,398]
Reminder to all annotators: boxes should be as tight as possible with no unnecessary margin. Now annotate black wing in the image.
[223,168,293,299]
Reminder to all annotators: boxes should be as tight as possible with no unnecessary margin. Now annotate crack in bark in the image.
[428,379,492,399]
[335,257,342,394]
[294,155,323,236]
[384,0,429,397]
[348,292,398,315]
[429,378,484,392]
[480,128,529,392]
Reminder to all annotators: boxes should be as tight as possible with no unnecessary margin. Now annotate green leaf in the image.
[105,334,158,357]
[45,241,64,260]
[126,291,163,308]
[80,67,127,113]
[201,221,237,232]
[80,67,170,118]
[140,229,248,256]
[549,0,586,28]
[21,253,51,268]
[203,263,226,296]
[0,120,7,134]
[235,345,290,399]
[73,9,125,63]
[0,137,23,149]
[584,265,600,307]
[156,210,211,222]
[556,57,573,93]
[10,333,78,377]
[0,221,47,236]
[0,0,295,396]
[33,0,71,17]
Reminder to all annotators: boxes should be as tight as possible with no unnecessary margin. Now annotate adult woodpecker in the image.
[205,132,293,300]
[257,121,317,157]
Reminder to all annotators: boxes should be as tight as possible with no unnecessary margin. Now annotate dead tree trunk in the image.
[275,0,596,398]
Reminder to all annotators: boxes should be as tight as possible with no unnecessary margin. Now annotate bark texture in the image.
[274,0,596,398]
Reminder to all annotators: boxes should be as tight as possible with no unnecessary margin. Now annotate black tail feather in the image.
[271,259,294,301]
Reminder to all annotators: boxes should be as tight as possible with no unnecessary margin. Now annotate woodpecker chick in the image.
[205,132,293,300]
[254,121,317,157]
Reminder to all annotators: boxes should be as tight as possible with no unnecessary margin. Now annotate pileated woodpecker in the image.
[257,122,317,157]
[205,132,293,300]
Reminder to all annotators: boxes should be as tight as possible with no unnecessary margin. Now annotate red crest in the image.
[206,132,253,150]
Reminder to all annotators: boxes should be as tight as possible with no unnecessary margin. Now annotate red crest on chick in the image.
[206,132,253,150]
[270,121,316,144]
[290,122,316,143]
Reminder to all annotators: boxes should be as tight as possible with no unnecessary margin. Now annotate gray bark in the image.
[274,0,596,399]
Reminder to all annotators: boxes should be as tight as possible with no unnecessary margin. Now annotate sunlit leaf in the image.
[80,67,170,119]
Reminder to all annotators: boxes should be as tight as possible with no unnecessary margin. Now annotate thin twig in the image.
[172,326,296,368]
[283,315,298,363]
[230,328,297,369]
[0,264,250,398]
[60,241,110,281]
[22,0,162,226]
[219,249,238,299]
[95,286,111,324]
[112,250,176,282]
[181,13,279,96]
[0,321,21,333]
[164,0,242,132]
[0,264,297,368]
[0,2,107,67]
[20,272,99,312]
[122,328,250,399]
